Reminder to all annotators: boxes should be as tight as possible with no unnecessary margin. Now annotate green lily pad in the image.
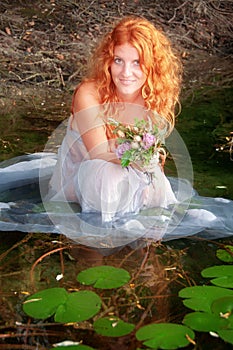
[93,316,135,337]
[211,295,233,316]
[201,265,233,288]
[218,329,233,345]
[183,311,229,332]
[229,315,233,329]
[55,290,101,323]
[77,265,130,289]
[179,286,233,312]
[136,323,195,349]
[216,246,233,263]
[23,287,68,319]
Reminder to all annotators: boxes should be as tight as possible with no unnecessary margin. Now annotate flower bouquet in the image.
[108,117,166,170]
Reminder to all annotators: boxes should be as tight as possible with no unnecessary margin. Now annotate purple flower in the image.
[115,142,131,159]
[142,133,156,149]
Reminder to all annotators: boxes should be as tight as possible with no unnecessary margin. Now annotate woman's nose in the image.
[122,63,132,76]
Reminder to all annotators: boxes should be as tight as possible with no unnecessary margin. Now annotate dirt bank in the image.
[0,0,232,151]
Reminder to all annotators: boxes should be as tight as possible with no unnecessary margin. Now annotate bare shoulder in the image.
[71,81,104,132]
[73,81,100,112]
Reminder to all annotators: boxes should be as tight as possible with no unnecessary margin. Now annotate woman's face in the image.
[110,43,146,100]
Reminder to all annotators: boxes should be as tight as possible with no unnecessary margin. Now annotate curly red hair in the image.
[82,16,182,133]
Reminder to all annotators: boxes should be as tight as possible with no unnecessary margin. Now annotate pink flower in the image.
[142,133,156,149]
[115,142,131,159]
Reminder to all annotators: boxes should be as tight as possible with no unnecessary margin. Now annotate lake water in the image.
[0,86,233,349]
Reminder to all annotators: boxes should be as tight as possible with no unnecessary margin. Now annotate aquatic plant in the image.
[21,245,233,349]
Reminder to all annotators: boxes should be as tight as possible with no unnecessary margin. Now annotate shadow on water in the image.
[0,86,233,349]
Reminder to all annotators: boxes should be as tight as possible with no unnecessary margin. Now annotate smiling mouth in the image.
[120,79,135,85]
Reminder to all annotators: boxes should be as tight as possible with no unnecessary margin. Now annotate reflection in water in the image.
[0,230,231,349]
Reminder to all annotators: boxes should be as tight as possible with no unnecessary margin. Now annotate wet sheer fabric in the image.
[0,117,233,249]
[46,118,177,222]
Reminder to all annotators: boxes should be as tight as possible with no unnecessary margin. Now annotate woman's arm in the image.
[71,82,120,164]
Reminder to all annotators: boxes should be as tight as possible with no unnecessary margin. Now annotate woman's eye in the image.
[114,57,122,64]
[134,60,140,66]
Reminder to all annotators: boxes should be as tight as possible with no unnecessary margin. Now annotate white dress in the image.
[0,116,233,250]
[47,117,177,222]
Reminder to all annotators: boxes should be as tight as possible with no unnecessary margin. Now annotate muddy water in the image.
[0,86,233,349]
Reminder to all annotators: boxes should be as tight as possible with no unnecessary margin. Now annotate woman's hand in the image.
[159,149,166,172]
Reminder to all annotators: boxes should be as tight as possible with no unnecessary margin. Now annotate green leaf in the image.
[218,329,233,345]
[229,315,233,329]
[23,288,68,319]
[121,149,133,167]
[134,118,147,129]
[77,265,130,289]
[216,246,233,263]
[55,290,101,323]
[183,311,229,332]
[93,316,135,337]
[179,286,233,312]
[211,296,233,316]
[201,265,233,278]
[136,323,195,349]
[201,265,233,288]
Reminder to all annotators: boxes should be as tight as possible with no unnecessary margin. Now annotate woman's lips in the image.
[119,79,135,85]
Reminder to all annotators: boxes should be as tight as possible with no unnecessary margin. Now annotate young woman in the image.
[47,16,182,223]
